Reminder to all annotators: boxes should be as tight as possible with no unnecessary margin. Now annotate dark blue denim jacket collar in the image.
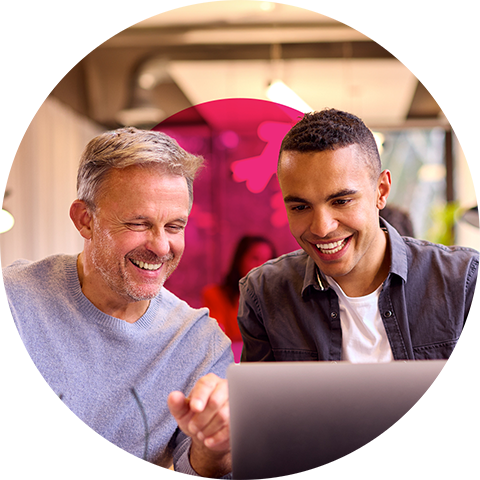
[301,218,408,298]
[383,218,408,282]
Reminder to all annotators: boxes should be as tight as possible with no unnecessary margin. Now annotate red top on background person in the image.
[202,235,276,362]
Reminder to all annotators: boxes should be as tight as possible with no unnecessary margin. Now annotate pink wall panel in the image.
[156,99,301,307]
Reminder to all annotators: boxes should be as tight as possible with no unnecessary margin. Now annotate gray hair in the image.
[76,127,204,211]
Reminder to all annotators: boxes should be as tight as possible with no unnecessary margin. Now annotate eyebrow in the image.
[325,188,358,202]
[283,195,308,204]
[284,189,358,204]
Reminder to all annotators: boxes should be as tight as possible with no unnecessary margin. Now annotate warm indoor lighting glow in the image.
[115,106,166,127]
[138,73,157,90]
[0,209,14,233]
[372,131,385,155]
[259,2,275,11]
[418,163,446,182]
[266,80,313,113]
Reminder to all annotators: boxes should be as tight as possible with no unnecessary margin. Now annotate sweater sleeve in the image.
[173,432,232,478]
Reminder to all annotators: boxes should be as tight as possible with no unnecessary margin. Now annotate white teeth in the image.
[131,259,162,271]
[316,239,347,255]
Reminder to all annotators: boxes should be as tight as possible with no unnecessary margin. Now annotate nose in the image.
[310,208,338,239]
[145,227,171,258]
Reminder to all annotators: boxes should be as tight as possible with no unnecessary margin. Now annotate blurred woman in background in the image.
[202,235,277,362]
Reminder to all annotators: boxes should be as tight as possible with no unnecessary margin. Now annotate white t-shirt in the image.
[325,276,394,363]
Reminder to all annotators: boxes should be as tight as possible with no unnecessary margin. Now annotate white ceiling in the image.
[52,1,444,130]
[130,1,368,44]
[167,58,417,127]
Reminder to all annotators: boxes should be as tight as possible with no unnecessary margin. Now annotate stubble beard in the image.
[90,235,181,304]
[121,252,181,302]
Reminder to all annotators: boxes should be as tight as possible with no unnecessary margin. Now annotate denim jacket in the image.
[238,221,478,362]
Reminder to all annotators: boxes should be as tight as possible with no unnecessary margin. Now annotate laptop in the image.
[227,360,446,479]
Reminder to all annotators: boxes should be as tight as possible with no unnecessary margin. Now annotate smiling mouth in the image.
[130,258,163,271]
[315,237,349,255]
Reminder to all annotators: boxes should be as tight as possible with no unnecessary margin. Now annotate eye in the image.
[125,222,149,231]
[290,204,309,212]
[333,198,351,206]
[166,224,186,233]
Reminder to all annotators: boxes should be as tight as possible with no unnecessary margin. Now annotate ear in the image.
[376,169,391,210]
[70,200,94,240]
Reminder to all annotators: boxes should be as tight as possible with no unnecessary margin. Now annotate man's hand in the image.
[168,373,231,477]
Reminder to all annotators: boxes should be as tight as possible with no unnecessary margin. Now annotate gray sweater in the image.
[3,254,233,474]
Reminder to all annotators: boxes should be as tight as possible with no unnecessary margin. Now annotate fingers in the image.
[187,373,225,413]
[167,391,191,422]
[189,375,230,452]
[197,424,230,451]
[191,397,229,450]
[168,374,230,452]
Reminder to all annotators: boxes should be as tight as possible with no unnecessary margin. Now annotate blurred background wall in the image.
[2,1,478,308]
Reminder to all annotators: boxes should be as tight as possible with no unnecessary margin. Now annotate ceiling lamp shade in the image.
[0,190,15,233]
[461,204,480,228]
[266,80,313,113]
[0,209,14,233]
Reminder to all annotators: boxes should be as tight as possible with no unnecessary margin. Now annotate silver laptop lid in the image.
[228,361,480,480]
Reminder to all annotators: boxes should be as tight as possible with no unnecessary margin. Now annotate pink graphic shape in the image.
[150,98,302,309]
[231,121,294,193]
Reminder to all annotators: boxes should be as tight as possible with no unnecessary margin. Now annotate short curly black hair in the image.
[278,108,381,181]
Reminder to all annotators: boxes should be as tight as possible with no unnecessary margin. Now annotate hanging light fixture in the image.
[266,44,313,113]
[461,204,480,228]
[0,190,15,233]
[267,79,313,113]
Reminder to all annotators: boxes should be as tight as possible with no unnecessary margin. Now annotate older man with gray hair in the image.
[3,127,233,477]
